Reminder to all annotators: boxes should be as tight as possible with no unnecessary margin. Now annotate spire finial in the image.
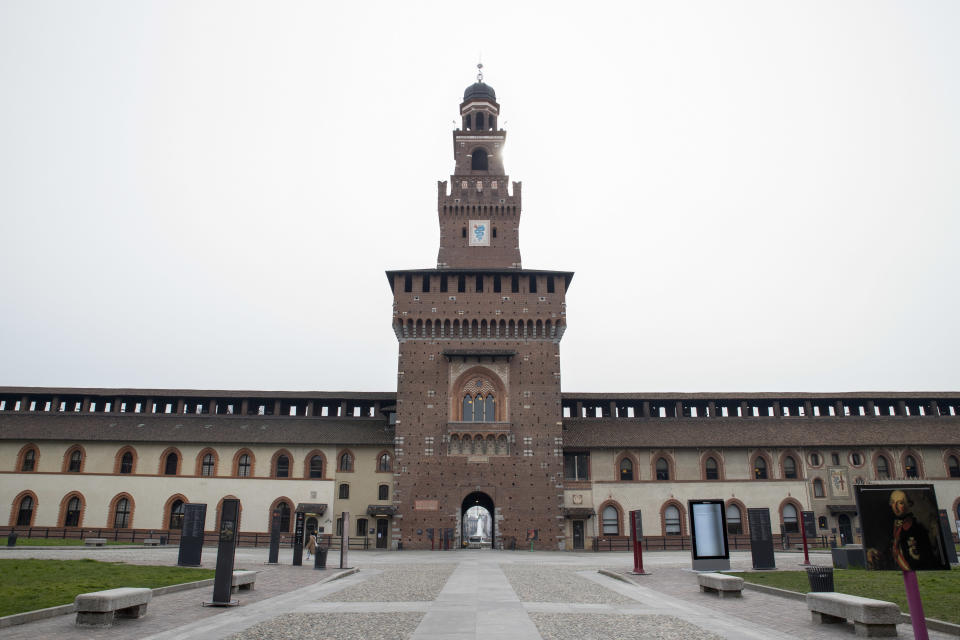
[476,62,483,83]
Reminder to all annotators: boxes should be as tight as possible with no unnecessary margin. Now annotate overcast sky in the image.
[1,1,958,394]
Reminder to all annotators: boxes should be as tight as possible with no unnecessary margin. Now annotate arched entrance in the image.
[461,491,494,548]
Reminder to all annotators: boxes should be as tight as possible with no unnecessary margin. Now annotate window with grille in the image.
[114,498,131,528]
[237,454,251,477]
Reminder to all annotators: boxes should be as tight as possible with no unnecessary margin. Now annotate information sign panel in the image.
[747,508,776,570]
[178,503,206,567]
[689,500,730,571]
[209,498,239,605]
[802,511,817,539]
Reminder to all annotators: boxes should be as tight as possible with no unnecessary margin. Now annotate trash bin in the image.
[806,565,835,592]
[314,546,328,569]
[6,533,17,547]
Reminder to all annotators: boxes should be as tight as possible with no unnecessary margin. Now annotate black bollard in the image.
[7,533,17,547]
[315,545,327,569]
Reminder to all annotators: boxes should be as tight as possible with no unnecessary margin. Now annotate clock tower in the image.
[387,68,573,550]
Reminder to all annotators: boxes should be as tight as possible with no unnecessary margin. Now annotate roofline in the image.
[386,268,574,293]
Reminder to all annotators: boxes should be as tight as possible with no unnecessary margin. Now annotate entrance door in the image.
[376,519,388,548]
[838,514,853,545]
[572,520,584,550]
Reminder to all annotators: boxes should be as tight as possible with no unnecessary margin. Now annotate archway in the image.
[461,491,494,548]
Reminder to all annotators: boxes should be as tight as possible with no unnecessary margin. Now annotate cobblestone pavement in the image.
[2,547,955,639]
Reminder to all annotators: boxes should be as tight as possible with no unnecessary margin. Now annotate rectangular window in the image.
[458,275,466,293]
[493,275,501,292]
[440,274,448,292]
[511,275,519,293]
[547,276,555,293]
[422,275,430,293]
[404,275,412,293]
[339,484,350,499]
[563,452,589,480]
[356,518,368,537]
[529,276,537,293]
[475,275,483,292]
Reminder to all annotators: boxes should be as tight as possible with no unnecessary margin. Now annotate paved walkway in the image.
[1,546,954,639]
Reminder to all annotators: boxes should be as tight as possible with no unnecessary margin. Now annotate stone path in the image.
[2,547,955,639]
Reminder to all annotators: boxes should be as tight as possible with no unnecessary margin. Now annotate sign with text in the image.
[802,511,817,539]
[415,500,439,511]
[177,503,206,567]
[210,499,239,605]
[747,508,776,570]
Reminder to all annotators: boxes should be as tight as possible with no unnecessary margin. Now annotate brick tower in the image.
[387,68,573,550]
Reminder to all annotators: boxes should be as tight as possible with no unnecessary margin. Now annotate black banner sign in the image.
[293,511,305,566]
[210,499,239,605]
[747,508,776,570]
[177,503,206,567]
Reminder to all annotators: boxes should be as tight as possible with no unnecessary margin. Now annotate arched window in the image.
[20,448,36,472]
[726,504,742,534]
[876,455,890,479]
[601,505,619,535]
[16,495,34,526]
[339,452,353,472]
[813,478,825,498]
[275,455,289,478]
[783,456,797,479]
[462,394,473,421]
[68,450,82,472]
[169,500,185,529]
[655,457,670,481]
[664,505,681,535]
[237,454,251,477]
[120,452,134,474]
[904,455,919,478]
[378,453,392,472]
[309,455,324,478]
[475,112,485,130]
[948,455,960,478]
[201,453,215,477]
[753,457,768,479]
[164,452,179,475]
[113,498,131,528]
[64,497,82,527]
[705,457,719,480]
[619,457,634,481]
[782,503,799,533]
[471,148,488,171]
[485,395,495,421]
[473,394,485,421]
[379,484,389,500]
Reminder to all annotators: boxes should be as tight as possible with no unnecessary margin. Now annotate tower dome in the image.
[463,81,496,102]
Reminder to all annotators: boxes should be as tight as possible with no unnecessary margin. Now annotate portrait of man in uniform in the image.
[856,484,949,571]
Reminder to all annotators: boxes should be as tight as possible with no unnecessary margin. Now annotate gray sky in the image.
[1,1,958,393]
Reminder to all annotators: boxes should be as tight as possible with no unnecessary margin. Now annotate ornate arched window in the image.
[64,496,82,527]
[16,495,35,526]
[169,500,185,529]
[339,451,353,472]
[876,455,890,479]
[753,457,768,479]
[309,455,324,478]
[601,505,619,535]
[948,455,960,478]
[113,498,131,528]
[783,456,797,479]
[275,455,290,478]
[377,453,392,472]
[726,504,742,534]
[904,455,919,478]
[705,457,719,480]
[664,505,681,535]
[201,453,215,477]
[618,457,634,481]
[164,452,179,475]
[655,457,670,481]
[782,503,800,533]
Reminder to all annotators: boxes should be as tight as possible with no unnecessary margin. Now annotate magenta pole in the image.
[800,522,810,565]
[902,570,929,640]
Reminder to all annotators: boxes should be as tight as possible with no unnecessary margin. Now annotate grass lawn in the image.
[7,538,136,546]
[729,568,960,625]
[0,559,215,617]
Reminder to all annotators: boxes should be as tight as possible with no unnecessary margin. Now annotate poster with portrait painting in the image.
[854,484,950,571]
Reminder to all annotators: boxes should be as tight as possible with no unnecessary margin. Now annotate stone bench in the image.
[83,538,107,546]
[231,570,258,592]
[697,572,744,598]
[806,592,901,637]
[75,587,151,627]
[142,538,161,546]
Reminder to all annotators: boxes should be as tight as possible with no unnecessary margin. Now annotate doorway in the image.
[461,491,495,548]
[572,520,584,550]
[838,514,853,545]
[376,518,388,548]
